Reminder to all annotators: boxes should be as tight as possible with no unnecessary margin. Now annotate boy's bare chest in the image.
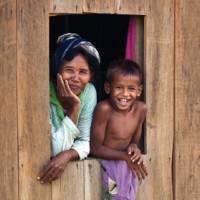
[106,114,139,139]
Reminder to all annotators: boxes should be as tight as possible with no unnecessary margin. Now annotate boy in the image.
[90,59,148,200]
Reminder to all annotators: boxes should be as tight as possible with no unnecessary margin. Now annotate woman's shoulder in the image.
[80,83,97,109]
[83,83,96,94]
[82,83,97,100]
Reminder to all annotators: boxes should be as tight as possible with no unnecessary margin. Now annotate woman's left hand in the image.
[37,151,72,183]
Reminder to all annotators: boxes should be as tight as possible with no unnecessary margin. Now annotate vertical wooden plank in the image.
[175,0,200,199]
[84,159,102,200]
[49,0,83,14]
[52,161,84,200]
[0,1,18,200]
[17,0,51,199]
[137,0,174,199]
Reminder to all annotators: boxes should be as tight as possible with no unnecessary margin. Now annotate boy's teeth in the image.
[120,99,127,102]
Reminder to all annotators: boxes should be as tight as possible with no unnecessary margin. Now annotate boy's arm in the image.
[127,104,147,163]
[132,103,147,145]
[90,102,128,161]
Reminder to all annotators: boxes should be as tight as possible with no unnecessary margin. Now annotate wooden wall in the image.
[174,1,200,199]
[0,1,18,199]
[17,0,51,199]
[0,0,199,199]
[137,0,174,199]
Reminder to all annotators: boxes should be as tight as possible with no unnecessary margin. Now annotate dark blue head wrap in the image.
[50,33,100,82]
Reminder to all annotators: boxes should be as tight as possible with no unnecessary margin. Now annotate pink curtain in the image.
[125,17,136,60]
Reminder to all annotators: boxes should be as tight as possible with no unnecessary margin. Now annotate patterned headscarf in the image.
[50,33,100,81]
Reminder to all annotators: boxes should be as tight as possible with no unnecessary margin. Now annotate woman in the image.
[37,33,100,183]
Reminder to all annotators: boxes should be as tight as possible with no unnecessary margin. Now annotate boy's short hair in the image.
[106,59,143,84]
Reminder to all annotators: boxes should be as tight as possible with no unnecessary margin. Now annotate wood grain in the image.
[52,161,84,200]
[49,0,147,14]
[137,0,174,199]
[0,0,18,199]
[84,159,102,200]
[175,0,200,199]
[17,0,51,199]
[50,0,83,14]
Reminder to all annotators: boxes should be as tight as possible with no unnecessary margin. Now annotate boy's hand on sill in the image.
[127,143,143,165]
[126,154,148,181]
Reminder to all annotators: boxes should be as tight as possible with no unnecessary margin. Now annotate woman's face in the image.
[59,54,92,95]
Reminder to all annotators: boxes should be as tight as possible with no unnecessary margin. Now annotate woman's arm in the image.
[71,83,97,160]
[37,84,97,183]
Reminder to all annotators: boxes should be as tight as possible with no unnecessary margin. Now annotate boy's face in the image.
[105,73,142,111]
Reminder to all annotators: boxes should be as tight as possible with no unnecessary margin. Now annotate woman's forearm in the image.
[67,105,80,123]
[63,149,80,161]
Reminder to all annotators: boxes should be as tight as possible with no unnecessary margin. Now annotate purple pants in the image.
[101,160,138,200]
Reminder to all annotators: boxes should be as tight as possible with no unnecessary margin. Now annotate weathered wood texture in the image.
[0,1,18,200]
[52,159,102,200]
[17,0,51,199]
[49,0,83,14]
[174,0,200,199]
[84,159,102,200]
[137,1,174,200]
[49,0,148,14]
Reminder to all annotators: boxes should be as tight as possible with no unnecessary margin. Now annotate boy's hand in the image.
[126,156,148,181]
[127,143,143,165]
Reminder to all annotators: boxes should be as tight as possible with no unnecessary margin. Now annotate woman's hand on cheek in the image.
[57,73,80,109]
[57,74,80,122]
[37,151,71,184]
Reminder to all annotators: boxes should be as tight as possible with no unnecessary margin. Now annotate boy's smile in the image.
[105,73,142,112]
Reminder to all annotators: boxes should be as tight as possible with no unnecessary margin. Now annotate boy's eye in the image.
[115,86,122,89]
[129,87,136,91]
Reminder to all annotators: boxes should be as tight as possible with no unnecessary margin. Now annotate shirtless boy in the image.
[90,59,148,200]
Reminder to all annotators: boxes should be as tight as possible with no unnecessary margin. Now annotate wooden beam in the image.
[137,0,174,199]
[52,161,84,200]
[17,0,51,199]
[174,0,200,199]
[52,159,102,200]
[49,0,147,15]
[0,0,18,199]
[49,0,83,14]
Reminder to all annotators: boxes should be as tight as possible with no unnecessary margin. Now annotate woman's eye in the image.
[80,70,88,75]
[64,68,73,73]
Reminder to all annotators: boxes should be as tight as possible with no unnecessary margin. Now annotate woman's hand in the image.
[57,73,80,108]
[37,150,77,183]
[127,143,143,165]
[57,74,80,122]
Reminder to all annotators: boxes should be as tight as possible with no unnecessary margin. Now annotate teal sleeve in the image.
[50,105,80,157]
[71,84,97,160]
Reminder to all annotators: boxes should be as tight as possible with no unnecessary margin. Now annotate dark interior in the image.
[50,14,145,153]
